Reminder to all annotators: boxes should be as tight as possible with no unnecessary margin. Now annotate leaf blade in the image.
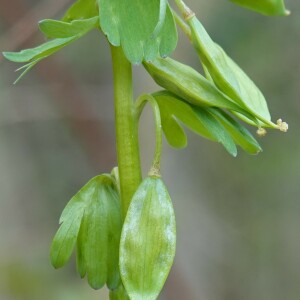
[98,0,177,64]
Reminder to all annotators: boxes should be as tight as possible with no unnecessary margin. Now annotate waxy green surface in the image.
[120,177,176,300]
[188,16,272,127]
[230,0,289,16]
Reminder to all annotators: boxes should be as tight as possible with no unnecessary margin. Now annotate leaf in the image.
[50,175,122,290]
[50,176,97,269]
[50,204,85,269]
[3,17,98,83]
[160,113,187,148]
[153,91,237,156]
[98,0,177,64]
[120,177,176,300]
[82,185,108,289]
[39,16,99,38]
[194,107,237,156]
[62,0,98,21]
[77,175,122,290]
[209,108,262,154]
[3,37,77,63]
[188,16,273,126]
[230,0,290,16]
[144,57,253,119]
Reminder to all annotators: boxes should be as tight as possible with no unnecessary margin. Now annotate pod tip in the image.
[276,119,288,132]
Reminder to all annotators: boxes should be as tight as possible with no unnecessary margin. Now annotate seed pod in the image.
[50,175,122,290]
[143,57,251,118]
[187,16,273,127]
[120,176,176,300]
[230,0,289,16]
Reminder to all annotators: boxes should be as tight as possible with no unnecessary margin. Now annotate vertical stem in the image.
[110,45,142,219]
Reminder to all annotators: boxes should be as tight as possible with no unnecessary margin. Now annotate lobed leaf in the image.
[98,0,177,64]
[3,37,76,63]
[3,17,98,83]
[39,16,99,39]
[209,108,262,154]
[50,206,85,269]
[62,0,98,21]
[120,177,176,300]
[77,175,122,290]
[153,91,237,156]
[230,0,289,16]
[50,175,122,290]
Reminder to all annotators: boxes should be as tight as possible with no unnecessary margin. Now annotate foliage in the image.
[2,0,289,299]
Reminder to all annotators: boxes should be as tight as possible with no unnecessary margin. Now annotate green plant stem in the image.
[172,9,191,39]
[136,94,163,176]
[110,45,142,219]
[174,0,195,20]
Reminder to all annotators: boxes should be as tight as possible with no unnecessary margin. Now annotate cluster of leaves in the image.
[3,0,288,157]
[2,1,289,300]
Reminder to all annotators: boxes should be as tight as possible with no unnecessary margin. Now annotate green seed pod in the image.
[143,57,250,117]
[187,16,272,127]
[120,176,176,300]
[109,284,130,300]
[50,174,122,290]
[230,0,289,16]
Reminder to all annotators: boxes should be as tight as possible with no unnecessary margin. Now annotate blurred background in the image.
[0,0,299,299]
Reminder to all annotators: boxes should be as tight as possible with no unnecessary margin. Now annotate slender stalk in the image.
[174,0,195,20]
[110,45,142,219]
[136,94,163,176]
[172,9,192,39]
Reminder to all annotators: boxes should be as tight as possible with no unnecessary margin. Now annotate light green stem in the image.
[172,9,192,39]
[174,0,195,20]
[110,45,142,219]
[136,94,163,176]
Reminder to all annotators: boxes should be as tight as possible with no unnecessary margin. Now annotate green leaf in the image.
[153,91,237,156]
[188,16,273,126]
[209,108,262,154]
[153,91,215,141]
[98,0,177,64]
[194,107,237,156]
[50,204,85,269]
[120,177,176,300]
[39,16,99,38]
[3,37,76,63]
[62,0,98,21]
[144,58,253,119]
[77,176,122,290]
[160,112,187,148]
[50,175,122,290]
[3,17,98,83]
[230,0,290,16]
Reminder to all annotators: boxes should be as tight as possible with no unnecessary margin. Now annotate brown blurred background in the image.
[0,0,299,299]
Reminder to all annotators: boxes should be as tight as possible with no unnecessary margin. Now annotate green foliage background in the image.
[0,0,299,299]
